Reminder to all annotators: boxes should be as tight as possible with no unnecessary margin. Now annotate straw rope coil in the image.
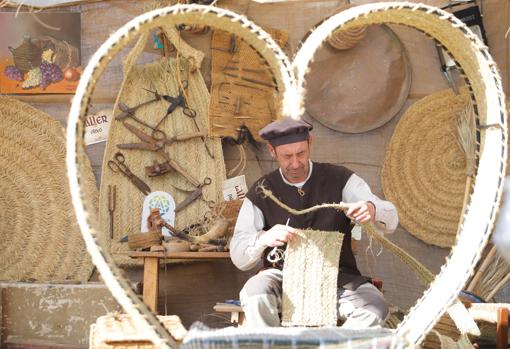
[67,3,506,348]
[381,88,471,248]
[0,96,96,282]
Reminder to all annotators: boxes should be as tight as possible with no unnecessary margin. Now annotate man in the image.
[230,118,398,328]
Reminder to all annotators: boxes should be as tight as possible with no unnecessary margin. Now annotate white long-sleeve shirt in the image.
[230,162,399,271]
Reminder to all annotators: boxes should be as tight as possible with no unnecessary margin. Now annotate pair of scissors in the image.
[117,121,204,152]
[174,177,215,212]
[144,80,196,128]
[107,152,151,195]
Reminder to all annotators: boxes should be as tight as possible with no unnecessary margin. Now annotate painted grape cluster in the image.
[4,65,23,81]
[4,48,64,89]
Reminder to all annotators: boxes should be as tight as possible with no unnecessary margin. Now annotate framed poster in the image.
[0,12,81,94]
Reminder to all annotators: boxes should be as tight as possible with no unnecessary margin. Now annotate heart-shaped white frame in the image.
[66,3,507,348]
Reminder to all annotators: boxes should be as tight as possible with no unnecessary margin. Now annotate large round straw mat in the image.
[382,88,471,248]
[100,57,225,266]
[0,97,96,282]
[305,24,411,133]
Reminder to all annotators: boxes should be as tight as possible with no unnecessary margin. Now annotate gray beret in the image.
[259,118,313,147]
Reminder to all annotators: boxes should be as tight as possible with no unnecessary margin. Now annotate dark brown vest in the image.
[247,162,369,290]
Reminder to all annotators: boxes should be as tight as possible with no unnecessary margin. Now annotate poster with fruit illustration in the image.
[0,12,81,94]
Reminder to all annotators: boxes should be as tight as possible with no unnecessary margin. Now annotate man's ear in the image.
[308,134,313,148]
[267,143,276,158]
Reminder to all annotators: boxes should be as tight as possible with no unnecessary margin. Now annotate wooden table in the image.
[129,251,230,313]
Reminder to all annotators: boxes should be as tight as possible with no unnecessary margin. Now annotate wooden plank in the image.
[0,286,3,347]
[497,307,509,349]
[131,251,230,259]
[143,257,160,313]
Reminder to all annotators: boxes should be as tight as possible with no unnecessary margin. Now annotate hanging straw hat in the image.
[0,96,97,282]
[382,88,471,248]
[305,24,411,133]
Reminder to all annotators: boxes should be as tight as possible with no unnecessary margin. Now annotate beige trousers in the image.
[239,268,389,328]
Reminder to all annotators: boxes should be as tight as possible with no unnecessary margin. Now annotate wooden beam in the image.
[497,307,509,349]
[143,257,160,314]
[130,251,230,259]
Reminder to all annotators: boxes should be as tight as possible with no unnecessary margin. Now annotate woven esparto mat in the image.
[208,28,288,141]
[382,88,471,248]
[281,229,343,327]
[99,34,225,266]
[0,97,96,282]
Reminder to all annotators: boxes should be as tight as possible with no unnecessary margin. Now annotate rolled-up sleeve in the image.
[343,174,399,234]
[229,198,267,271]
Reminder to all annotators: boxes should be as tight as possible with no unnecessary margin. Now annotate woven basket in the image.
[68,3,506,348]
[90,314,187,348]
[35,35,80,70]
[99,26,226,266]
[281,229,343,327]
[211,199,242,235]
[0,96,96,282]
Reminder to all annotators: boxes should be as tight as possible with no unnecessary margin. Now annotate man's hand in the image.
[346,201,376,223]
[257,224,297,247]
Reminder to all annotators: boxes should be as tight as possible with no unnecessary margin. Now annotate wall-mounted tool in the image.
[108,152,151,195]
[143,81,214,158]
[108,185,117,239]
[174,177,214,212]
[145,160,174,177]
[119,122,201,188]
[211,34,238,54]
[435,42,459,94]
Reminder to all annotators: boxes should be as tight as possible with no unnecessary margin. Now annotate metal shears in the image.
[107,152,151,195]
[174,177,215,212]
[118,122,201,188]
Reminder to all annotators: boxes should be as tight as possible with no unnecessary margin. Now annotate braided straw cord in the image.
[0,96,96,282]
[258,185,434,285]
[294,3,507,347]
[67,5,294,348]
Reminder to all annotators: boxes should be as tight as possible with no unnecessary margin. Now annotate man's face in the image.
[269,138,311,183]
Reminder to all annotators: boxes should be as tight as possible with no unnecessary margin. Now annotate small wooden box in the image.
[89,314,186,348]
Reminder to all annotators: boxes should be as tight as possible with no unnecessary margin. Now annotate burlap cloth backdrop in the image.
[208,28,288,141]
[382,88,471,247]
[0,97,96,281]
[305,24,410,133]
[99,28,225,265]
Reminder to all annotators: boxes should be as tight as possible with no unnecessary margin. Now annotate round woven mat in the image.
[0,97,96,281]
[382,88,471,248]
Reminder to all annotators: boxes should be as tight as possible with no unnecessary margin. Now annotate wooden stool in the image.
[213,302,245,325]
